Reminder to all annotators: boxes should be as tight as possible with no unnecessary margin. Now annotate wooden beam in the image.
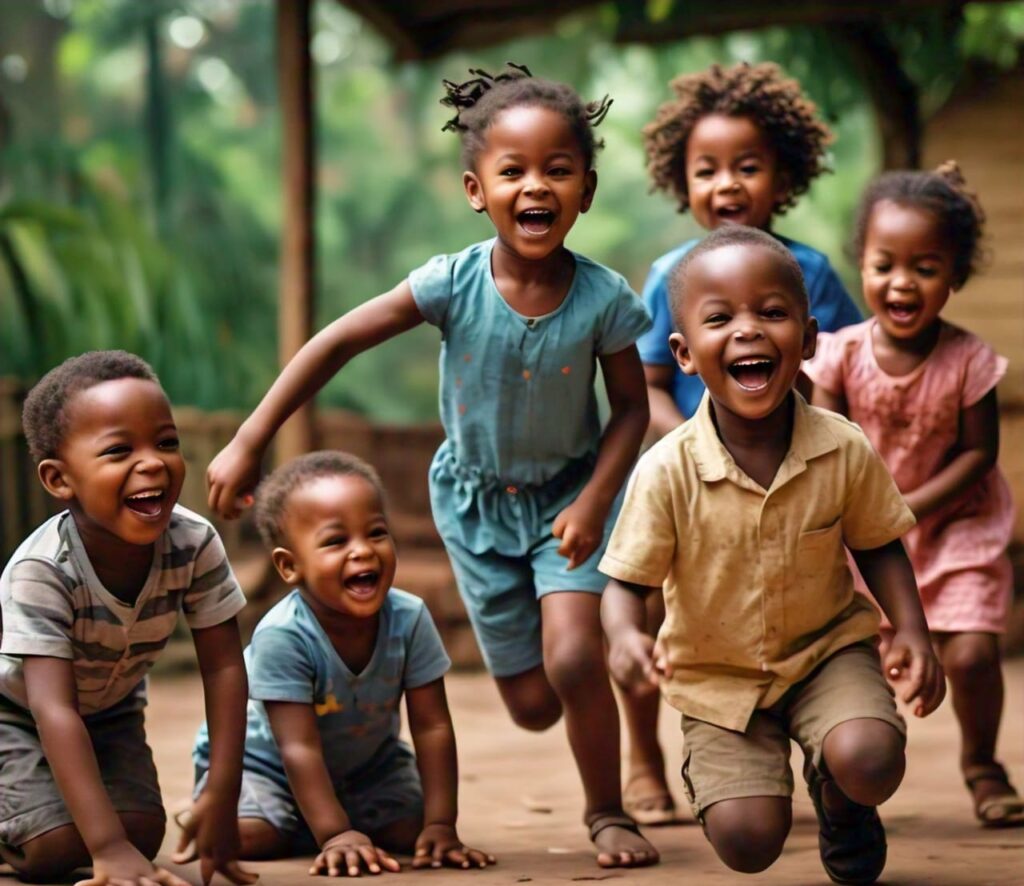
[275,0,316,463]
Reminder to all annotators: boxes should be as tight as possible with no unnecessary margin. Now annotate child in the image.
[622,62,863,822]
[0,351,254,886]
[600,226,946,884]
[205,65,658,868]
[805,162,1022,827]
[179,452,493,875]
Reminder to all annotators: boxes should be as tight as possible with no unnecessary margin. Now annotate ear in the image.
[669,331,699,376]
[37,459,75,501]
[580,169,598,213]
[802,315,819,361]
[271,547,301,585]
[463,170,487,214]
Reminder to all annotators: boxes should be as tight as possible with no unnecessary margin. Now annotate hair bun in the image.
[934,159,986,228]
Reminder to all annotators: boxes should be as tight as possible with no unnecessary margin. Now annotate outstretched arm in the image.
[207,281,425,517]
[903,389,998,520]
[405,679,494,870]
[851,540,945,718]
[553,345,649,569]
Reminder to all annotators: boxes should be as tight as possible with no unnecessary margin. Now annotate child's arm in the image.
[644,364,686,438]
[265,701,402,877]
[207,282,425,518]
[405,678,494,870]
[850,540,946,718]
[810,383,848,416]
[553,345,649,569]
[23,656,191,886]
[902,389,999,520]
[600,579,671,694]
[187,619,258,885]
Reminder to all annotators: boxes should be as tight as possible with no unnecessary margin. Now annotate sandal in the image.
[623,776,679,826]
[586,811,659,868]
[965,762,1024,828]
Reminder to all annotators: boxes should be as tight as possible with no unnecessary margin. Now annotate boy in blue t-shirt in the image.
[624,62,862,824]
[180,452,492,876]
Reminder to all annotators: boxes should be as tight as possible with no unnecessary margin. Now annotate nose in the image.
[347,536,375,560]
[733,319,764,341]
[715,169,739,192]
[523,173,549,197]
[135,450,167,474]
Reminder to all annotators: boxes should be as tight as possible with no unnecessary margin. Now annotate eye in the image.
[322,535,348,548]
[694,167,714,179]
[704,312,730,325]
[872,263,891,273]
[762,307,788,320]
[101,444,131,458]
[916,265,938,277]
[499,166,521,177]
[369,526,390,539]
[158,436,180,451]
[548,165,571,177]
[739,163,761,175]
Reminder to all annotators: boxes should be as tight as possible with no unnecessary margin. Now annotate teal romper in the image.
[409,239,652,677]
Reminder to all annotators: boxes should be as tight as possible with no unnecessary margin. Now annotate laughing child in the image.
[0,351,253,886]
[182,451,493,876]
[600,226,945,884]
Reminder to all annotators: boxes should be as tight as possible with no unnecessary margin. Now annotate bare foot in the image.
[587,812,660,868]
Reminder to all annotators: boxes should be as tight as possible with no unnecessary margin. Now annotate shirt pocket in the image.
[788,519,846,640]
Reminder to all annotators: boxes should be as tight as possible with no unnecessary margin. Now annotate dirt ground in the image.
[5,661,1022,886]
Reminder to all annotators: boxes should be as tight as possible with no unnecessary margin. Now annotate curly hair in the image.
[853,160,986,290]
[644,62,832,215]
[440,62,612,171]
[669,225,808,327]
[253,450,386,550]
[22,350,159,463]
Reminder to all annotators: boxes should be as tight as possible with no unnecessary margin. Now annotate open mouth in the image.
[344,570,380,597]
[727,357,776,391]
[124,489,166,518]
[517,208,555,235]
[715,204,746,221]
[884,300,921,325]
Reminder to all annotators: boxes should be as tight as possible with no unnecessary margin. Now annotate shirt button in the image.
[506,485,518,495]
[526,318,536,328]
[522,370,531,380]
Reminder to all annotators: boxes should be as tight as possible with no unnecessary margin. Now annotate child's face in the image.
[670,244,816,421]
[41,378,185,547]
[463,104,596,262]
[861,200,954,342]
[685,114,787,232]
[273,474,397,622]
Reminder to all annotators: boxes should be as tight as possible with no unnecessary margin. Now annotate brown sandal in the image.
[623,775,679,826]
[964,762,1024,827]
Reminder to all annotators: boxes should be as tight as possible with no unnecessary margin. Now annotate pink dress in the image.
[805,319,1014,633]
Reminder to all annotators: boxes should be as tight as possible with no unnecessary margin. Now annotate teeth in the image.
[732,358,772,366]
[127,490,162,500]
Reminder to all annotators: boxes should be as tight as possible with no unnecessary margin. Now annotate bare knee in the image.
[824,719,905,807]
[543,637,604,700]
[704,797,791,873]
[7,825,89,880]
[496,668,562,731]
[943,634,999,687]
[239,817,290,860]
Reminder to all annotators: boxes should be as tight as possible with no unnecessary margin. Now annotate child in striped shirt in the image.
[0,351,255,886]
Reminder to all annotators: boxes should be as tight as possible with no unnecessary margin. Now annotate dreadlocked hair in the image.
[440,62,612,171]
[643,62,832,215]
[853,160,986,289]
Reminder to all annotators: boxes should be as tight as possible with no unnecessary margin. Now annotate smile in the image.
[884,300,921,326]
[124,488,166,519]
[715,204,746,220]
[727,357,776,391]
[344,570,380,598]
[517,208,555,235]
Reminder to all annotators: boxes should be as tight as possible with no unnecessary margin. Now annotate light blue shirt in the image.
[638,234,862,418]
[192,589,450,789]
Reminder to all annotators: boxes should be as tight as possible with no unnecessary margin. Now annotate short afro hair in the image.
[441,63,612,171]
[669,226,808,328]
[644,62,832,215]
[22,350,159,463]
[853,160,986,290]
[253,450,386,549]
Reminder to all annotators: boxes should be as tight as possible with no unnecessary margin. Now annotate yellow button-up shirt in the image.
[599,394,915,732]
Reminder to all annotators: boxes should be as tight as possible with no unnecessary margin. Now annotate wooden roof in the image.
[336,0,992,59]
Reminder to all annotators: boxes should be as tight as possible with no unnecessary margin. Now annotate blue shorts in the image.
[194,739,422,852]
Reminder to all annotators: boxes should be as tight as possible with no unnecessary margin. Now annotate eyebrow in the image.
[870,247,944,260]
[495,151,578,163]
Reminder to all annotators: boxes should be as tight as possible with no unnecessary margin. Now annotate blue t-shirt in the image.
[192,588,450,789]
[409,238,652,489]
[637,234,862,418]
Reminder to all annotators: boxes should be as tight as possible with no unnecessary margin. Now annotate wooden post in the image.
[275,0,316,463]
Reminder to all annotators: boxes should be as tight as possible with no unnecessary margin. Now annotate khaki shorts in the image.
[680,642,906,821]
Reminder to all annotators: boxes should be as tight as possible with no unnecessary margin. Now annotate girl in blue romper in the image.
[206,65,658,869]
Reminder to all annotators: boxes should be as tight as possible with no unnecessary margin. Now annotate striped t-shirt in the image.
[0,505,246,716]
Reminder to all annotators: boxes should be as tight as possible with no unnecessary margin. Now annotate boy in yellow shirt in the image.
[600,226,945,885]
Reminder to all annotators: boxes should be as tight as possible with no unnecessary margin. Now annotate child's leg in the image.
[703,798,792,872]
[538,591,658,867]
[238,818,291,859]
[937,631,1023,823]
[618,591,676,823]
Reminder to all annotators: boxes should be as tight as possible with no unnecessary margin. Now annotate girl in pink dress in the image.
[805,162,1021,827]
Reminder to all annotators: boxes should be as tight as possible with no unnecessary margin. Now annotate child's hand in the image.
[207,438,261,519]
[552,499,606,570]
[311,830,401,878]
[607,629,670,695]
[75,841,189,886]
[884,629,946,717]
[412,823,495,870]
[172,793,258,885]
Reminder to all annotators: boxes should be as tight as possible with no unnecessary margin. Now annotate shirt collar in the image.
[687,391,839,490]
